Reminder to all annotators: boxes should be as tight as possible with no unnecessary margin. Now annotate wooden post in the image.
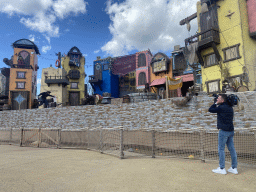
[120,128,124,159]
[20,128,23,147]
[199,128,205,162]
[9,128,12,144]
[57,128,61,149]
[165,76,169,99]
[152,130,156,158]
[100,129,103,153]
[38,128,42,148]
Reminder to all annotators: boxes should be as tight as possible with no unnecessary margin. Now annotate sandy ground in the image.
[0,145,255,192]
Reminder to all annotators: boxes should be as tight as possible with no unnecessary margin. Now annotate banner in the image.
[167,77,183,90]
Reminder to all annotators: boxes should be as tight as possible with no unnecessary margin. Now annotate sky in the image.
[0,0,199,95]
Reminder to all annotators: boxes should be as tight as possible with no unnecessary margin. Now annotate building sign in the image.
[152,60,167,73]
[151,53,169,74]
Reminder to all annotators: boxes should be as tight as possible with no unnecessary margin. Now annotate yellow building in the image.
[40,66,69,107]
[62,47,86,105]
[181,0,256,93]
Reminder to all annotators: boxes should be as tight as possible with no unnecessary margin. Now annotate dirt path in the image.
[0,145,255,192]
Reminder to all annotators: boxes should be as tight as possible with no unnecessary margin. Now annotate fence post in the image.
[199,127,205,162]
[38,128,42,148]
[100,129,103,153]
[57,128,61,149]
[20,128,23,147]
[9,128,13,144]
[152,130,155,158]
[87,128,90,149]
[120,128,124,159]
[253,128,256,157]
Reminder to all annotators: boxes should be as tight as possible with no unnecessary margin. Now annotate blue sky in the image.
[0,0,198,95]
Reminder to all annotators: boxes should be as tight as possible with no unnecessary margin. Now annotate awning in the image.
[150,78,166,87]
[174,74,194,82]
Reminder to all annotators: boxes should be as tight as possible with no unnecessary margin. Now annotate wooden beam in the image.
[180,13,197,26]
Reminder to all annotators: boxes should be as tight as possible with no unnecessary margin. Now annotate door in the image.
[11,91,29,110]
[69,92,80,106]
[200,4,219,40]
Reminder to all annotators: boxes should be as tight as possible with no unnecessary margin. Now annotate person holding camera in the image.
[209,94,238,175]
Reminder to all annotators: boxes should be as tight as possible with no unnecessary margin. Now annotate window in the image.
[204,53,217,67]
[223,44,241,62]
[17,51,30,67]
[70,82,78,89]
[138,53,146,67]
[16,71,26,79]
[103,64,109,70]
[16,82,25,89]
[206,80,220,93]
[138,72,146,85]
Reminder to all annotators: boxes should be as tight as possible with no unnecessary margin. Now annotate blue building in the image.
[89,57,119,98]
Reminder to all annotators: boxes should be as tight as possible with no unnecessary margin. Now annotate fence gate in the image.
[21,129,60,148]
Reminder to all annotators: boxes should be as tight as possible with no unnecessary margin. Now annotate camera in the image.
[212,94,218,103]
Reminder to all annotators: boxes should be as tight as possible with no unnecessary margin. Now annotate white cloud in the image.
[83,54,88,57]
[94,50,100,54]
[0,0,88,38]
[37,78,41,85]
[28,34,35,42]
[42,45,52,53]
[102,0,198,56]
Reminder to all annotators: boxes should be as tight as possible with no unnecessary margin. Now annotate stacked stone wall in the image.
[0,91,256,130]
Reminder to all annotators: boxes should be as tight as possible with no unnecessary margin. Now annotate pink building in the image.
[136,50,153,90]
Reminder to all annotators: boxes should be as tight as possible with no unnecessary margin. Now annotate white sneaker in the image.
[228,167,238,174]
[212,167,227,174]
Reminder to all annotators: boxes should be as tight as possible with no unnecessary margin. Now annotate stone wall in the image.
[0,91,256,130]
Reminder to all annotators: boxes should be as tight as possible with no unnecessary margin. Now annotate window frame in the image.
[16,82,26,89]
[16,71,26,79]
[138,72,146,85]
[206,79,220,94]
[138,53,146,67]
[222,43,241,63]
[203,52,218,68]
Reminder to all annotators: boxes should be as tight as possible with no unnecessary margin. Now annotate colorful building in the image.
[112,54,136,97]
[136,50,153,90]
[3,39,40,110]
[181,0,256,93]
[89,57,119,98]
[62,47,86,105]
[150,52,173,97]
[40,66,69,107]
[171,46,202,97]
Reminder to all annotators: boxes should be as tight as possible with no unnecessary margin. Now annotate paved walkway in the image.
[0,145,255,192]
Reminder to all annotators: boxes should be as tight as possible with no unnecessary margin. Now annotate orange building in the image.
[6,39,40,110]
[149,52,176,98]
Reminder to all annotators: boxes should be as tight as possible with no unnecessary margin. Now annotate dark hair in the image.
[218,94,227,102]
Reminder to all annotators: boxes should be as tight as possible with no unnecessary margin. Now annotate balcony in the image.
[12,64,33,69]
[185,27,221,65]
[45,75,69,87]
[89,75,102,83]
[185,27,220,48]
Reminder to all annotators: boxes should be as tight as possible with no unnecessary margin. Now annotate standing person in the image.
[208,94,238,175]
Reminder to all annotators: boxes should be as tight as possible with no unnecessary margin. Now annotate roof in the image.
[150,78,166,86]
[151,52,170,64]
[68,46,82,56]
[12,39,40,54]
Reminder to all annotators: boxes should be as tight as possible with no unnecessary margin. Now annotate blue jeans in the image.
[218,129,237,169]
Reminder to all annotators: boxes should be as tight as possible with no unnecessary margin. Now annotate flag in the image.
[167,77,183,90]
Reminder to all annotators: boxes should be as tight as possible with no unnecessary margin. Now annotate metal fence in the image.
[0,127,256,167]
